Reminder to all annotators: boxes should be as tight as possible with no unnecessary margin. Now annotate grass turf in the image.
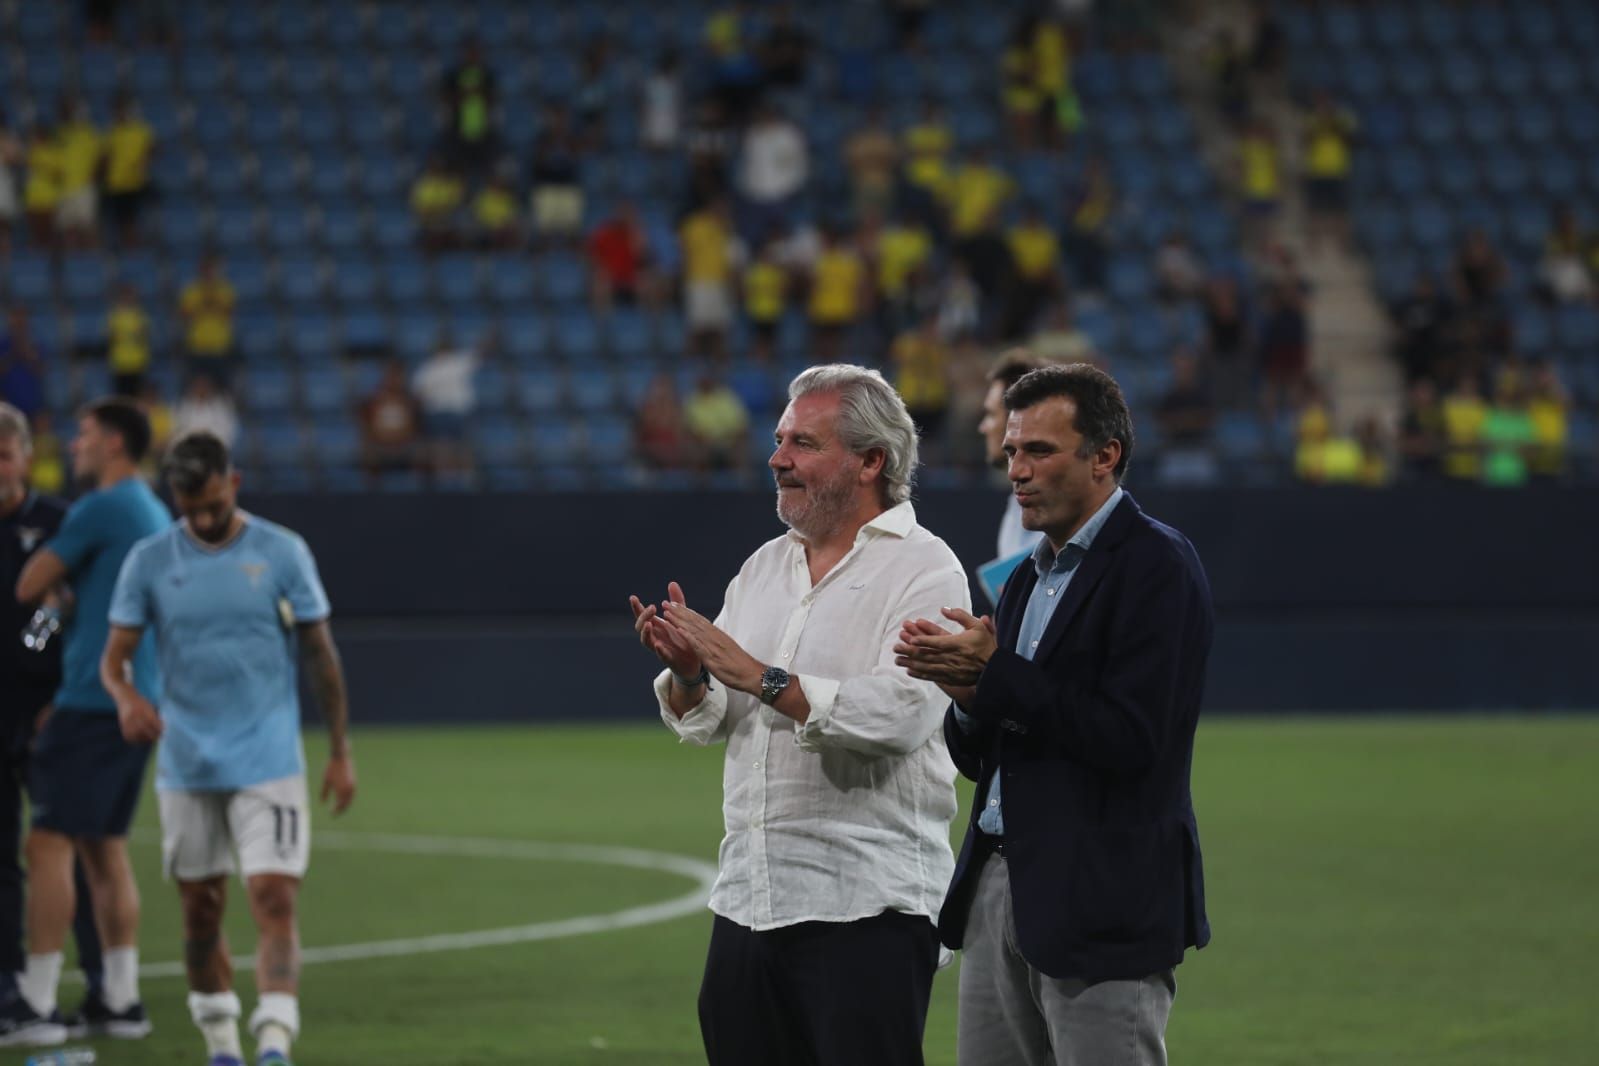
[18,716,1597,1065]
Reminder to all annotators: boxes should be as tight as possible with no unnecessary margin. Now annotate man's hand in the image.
[659,600,765,695]
[629,582,703,678]
[116,692,163,745]
[893,608,997,688]
[322,753,357,815]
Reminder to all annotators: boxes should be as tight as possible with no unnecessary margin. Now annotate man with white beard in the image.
[629,364,969,1066]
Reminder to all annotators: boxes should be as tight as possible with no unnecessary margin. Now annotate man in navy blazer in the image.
[895,364,1212,1065]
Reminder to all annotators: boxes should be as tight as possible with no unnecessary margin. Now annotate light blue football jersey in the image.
[109,513,331,791]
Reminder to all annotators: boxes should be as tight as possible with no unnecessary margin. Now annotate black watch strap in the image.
[671,666,711,689]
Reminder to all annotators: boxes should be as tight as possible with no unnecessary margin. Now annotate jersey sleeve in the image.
[281,535,331,623]
[46,494,108,574]
[108,541,153,629]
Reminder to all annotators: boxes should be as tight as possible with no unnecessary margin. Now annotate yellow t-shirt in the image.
[684,387,749,447]
[946,164,1014,236]
[1305,112,1356,179]
[893,333,949,411]
[474,187,517,228]
[105,120,154,193]
[57,121,102,194]
[180,279,237,356]
[411,173,463,217]
[108,305,151,374]
[903,122,953,191]
[24,141,62,211]
[809,249,865,324]
[28,435,64,496]
[1440,393,1487,479]
[1008,224,1060,279]
[1002,47,1042,113]
[743,261,786,322]
[877,225,932,298]
[1240,135,1280,200]
[1528,396,1568,476]
[680,212,734,284]
[1032,22,1070,97]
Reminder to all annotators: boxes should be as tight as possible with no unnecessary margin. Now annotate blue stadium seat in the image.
[241,367,296,414]
[538,255,588,306]
[530,419,583,466]
[553,313,600,361]
[382,258,430,305]
[585,415,632,465]
[340,309,389,353]
[309,422,361,468]
[301,368,349,416]
[471,418,526,466]
[606,309,654,364]
[569,370,617,413]
[5,257,54,306]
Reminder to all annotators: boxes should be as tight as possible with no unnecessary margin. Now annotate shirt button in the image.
[1031,640,1039,649]
[1046,587,1055,596]
[753,761,762,769]
[989,799,998,807]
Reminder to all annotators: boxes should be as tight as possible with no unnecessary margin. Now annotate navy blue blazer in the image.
[938,491,1214,983]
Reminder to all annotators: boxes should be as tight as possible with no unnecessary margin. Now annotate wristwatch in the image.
[758,666,791,705]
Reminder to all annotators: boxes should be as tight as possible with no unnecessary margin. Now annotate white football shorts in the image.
[159,774,311,881]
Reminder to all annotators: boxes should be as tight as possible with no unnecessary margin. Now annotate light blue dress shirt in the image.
[957,486,1124,836]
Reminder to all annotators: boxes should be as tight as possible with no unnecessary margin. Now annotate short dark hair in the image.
[164,430,232,495]
[81,397,153,462]
[1004,363,1135,482]
[986,348,1051,392]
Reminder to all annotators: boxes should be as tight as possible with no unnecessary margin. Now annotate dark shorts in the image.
[28,709,152,838]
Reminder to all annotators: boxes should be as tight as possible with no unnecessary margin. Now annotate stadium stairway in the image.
[1166,1,1400,431]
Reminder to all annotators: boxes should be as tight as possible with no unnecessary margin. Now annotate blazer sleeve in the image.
[943,703,988,782]
[970,540,1203,777]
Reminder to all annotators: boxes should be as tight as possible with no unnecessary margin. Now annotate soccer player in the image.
[7,397,169,1047]
[102,431,356,1066]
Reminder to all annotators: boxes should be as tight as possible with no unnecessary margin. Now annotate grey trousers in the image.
[956,851,1175,1066]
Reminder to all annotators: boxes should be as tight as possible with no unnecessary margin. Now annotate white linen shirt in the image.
[655,501,969,932]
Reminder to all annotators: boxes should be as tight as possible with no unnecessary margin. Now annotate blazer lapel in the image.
[997,557,1038,650]
[1032,493,1140,664]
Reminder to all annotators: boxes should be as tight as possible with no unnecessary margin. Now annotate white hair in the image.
[788,364,919,506]
[0,402,31,454]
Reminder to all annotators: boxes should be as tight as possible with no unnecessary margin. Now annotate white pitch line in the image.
[124,831,717,981]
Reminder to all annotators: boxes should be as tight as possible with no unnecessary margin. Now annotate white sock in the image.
[102,946,141,1011]
[188,990,243,1059]
[18,952,62,1015]
[250,993,299,1059]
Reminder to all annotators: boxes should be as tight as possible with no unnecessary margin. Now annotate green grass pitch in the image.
[18,716,1598,1065]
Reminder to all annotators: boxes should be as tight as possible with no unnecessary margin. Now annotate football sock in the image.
[189,990,243,1059]
[102,946,141,1011]
[19,951,63,1016]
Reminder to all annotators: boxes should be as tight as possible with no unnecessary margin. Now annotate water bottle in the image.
[25,1048,97,1065]
[21,604,62,652]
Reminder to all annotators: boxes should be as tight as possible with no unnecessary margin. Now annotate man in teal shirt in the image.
[5,398,168,1049]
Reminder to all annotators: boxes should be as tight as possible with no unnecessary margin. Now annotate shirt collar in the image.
[1031,485,1124,575]
[784,500,917,545]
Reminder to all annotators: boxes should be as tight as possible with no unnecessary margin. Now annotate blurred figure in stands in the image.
[633,373,692,471]
[178,253,237,390]
[1203,277,1253,410]
[640,51,684,154]
[1029,300,1096,366]
[0,114,21,255]
[1154,230,1206,304]
[736,103,809,245]
[106,284,151,398]
[1526,359,1570,481]
[1005,202,1063,338]
[890,314,950,462]
[0,309,47,426]
[173,374,238,450]
[23,124,61,250]
[807,223,869,363]
[413,332,480,482]
[872,205,934,337]
[742,239,788,364]
[411,155,464,253]
[758,4,811,89]
[439,38,500,181]
[358,361,424,483]
[683,374,750,472]
[1439,371,1488,482]
[844,106,899,220]
[528,106,585,247]
[1302,89,1357,251]
[1539,206,1592,304]
[54,96,101,252]
[1397,379,1444,480]
[1236,116,1280,250]
[1257,279,1308,419]
[588,202,655,312]
[102,94,154,249]
[573,36,613,151]
[1390,273,1455,385]
[680,198,741,362]
[471,168,522,251]
[1154,349,1219,487]
[1063,156,1113,293]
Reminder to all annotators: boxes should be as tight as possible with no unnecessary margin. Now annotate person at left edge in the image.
[0,402,104,1045]
[7,397,169,1046]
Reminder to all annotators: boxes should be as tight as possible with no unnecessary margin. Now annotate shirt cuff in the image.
[654,668,727,744]
[950,704,978,733]
[791,673,842,752]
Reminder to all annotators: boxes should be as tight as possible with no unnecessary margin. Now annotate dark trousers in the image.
[0,708,103,999]
[699,910,940,1066]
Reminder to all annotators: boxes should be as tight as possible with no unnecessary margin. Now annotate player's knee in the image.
[181,881,226,933]
[248,879,298,927]
[24,829,73,871]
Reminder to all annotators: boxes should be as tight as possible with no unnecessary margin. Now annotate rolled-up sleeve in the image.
[794,564,970,757]
[654,667,731,745]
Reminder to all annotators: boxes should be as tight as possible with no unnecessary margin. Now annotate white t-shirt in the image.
[738,121,809,204]
[641,74,681,149]
[174,396,239,447]
[412,349,480,416]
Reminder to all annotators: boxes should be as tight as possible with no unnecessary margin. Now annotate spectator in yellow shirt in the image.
[136,381,176,477]
[1303,90,1358,250]
[683,373,750,471]
[54,96,101,250]
[945,148,1015,239]
[25,412,66,496]
[107,284,151,397]
[23,124,61,249]
[179,253,237,387]
[807,225,869,362]
[891,315,950,455]
[901,99,953,231]
[473,171,522,250]
[873,209,933,332]
[411,155,465,253]
[1439,372,1488,481]
[742,241,788,363]
[1002,18,1046,149]
[103,93,155,247]
[1237,117,1280,249]
[1006,203,1063,336]
[680,198,741,361]
[1526,359,1570,480]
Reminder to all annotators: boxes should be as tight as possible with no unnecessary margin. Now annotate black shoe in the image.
[0,995,68,1048]
[67,990,152,1039]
